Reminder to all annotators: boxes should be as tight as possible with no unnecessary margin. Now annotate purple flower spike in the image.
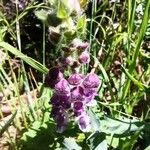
[68,73,82,85]
[79,51,90,64]
[83,73,100,88]
[55,79,70,95]
[77,114,91,132]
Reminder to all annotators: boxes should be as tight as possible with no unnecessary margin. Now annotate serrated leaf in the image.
[63,137,82,150]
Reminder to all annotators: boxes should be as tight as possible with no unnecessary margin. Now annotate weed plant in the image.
[0,0,150,149]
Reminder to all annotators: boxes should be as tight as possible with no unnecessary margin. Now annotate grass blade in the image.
[0,111,17,136]
[0,42,48,74]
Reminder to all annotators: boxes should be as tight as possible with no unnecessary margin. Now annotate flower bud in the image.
[68,73,82,85]
[44,67,63,88]
[70,39,89,51]
[64,56,74,66]
[77,42,89,51]
[79,51,90,64]
[83,73,100,88]
[55,79,70,95]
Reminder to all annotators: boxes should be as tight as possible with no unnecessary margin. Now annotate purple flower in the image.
[83,73,100,88]
[50,106,68,133]
[79,51,90,64]
[56,113,68,133]
[63,56,74,66]
[72,101,84,116]
[44,67,63,88]
[77,113,91,132]
[50,106,64,118]
[83,88,97,104]
[51,94,71,109]
[71,86,84,101]
[55,79,70,95]
[68,73,83,85]
[70,39,89,51]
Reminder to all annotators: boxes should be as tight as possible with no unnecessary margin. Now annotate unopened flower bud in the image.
[68,73,82,85]
[44,67,63,88]
[64,56,74,66]
[77,42,89,51]
[55,79,70,95]
[79,51,90,64]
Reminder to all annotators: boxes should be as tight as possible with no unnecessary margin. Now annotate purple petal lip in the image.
[77,114,91,131]
[55,79,70,95]
[83,73,100,88]
[71,86,84,100]
[68,73,82,85]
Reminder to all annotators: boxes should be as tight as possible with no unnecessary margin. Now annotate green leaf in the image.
[100,115,144,136]
[57,1,68,19]
[0,42,48,74]
[87,132,107,150]
[35,9,48,22]
[76,15,86,33]
[0,110,17,136]
[63,137,82,150]
[145,145,150,150]
[88,109,101,132]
